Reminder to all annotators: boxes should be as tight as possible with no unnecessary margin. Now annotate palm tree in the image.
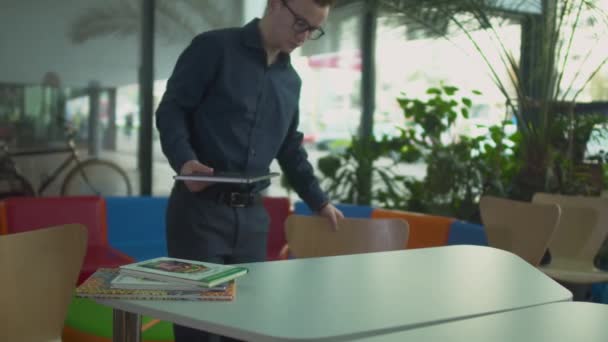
[379,0,608,198]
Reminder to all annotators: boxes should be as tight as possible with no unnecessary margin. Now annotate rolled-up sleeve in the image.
[277,110,328,211]
[155,34,221,173]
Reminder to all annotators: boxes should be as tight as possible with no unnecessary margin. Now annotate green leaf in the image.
[443,86,458,95]
[426,87,441,95]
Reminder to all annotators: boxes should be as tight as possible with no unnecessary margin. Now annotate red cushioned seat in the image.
[0,196,133,284]
[79,246,135,284]
[263,197,291,261]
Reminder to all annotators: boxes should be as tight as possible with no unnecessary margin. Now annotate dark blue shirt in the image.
[156,19,328,210]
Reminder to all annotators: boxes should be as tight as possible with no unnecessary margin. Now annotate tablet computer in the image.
[173,172,280,184]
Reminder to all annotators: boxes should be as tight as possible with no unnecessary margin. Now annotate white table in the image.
[99,246,572,342]
[351,302,608,341]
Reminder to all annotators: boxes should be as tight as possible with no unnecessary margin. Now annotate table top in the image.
[98,245,572,341]
[352,302,608,341]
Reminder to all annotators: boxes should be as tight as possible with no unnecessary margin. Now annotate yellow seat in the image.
[0,224,87,342]
[533,193,608,284]
[285,215,409,258]
[479,196,561,266]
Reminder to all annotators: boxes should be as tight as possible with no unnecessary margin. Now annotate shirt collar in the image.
[242,18,291,67]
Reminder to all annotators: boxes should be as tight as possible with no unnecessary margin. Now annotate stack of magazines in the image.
[76,257,249,301]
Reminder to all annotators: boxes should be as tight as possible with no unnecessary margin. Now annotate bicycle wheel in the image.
[0,171,35,198]
[61,159,133,196]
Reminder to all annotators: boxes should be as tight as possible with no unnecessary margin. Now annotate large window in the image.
[0,0,144,194]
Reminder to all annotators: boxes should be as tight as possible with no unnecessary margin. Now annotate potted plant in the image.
[379,0,608,199]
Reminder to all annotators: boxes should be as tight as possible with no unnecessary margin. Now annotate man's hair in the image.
[265,0,337,15]
[313,0,337,6]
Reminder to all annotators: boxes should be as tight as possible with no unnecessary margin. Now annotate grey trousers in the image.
[166,182,269,342]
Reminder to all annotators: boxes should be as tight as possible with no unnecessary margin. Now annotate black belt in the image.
[218,191,260,207]
[196,185,261,208]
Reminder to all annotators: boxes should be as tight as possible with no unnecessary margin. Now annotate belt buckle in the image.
[229,192,249,208]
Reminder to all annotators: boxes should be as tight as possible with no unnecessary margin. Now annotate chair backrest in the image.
[447,220,488,246]
[479,196,561,266]
[285,215,409,258]
[533,193,607,261]
[0,224,87,341]
[262,196,291,261]
[0,196,108,247]
[371,208,453,249]
[105,196,169,260]
[294,201,374,218]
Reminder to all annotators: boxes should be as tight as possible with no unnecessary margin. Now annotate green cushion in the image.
[65,297,174,340]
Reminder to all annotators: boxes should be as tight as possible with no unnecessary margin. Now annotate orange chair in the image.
[371,209,454,249]
[0,196,133,284]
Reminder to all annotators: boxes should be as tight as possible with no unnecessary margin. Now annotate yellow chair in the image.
[533,193,608,284]
[0,224,87,342]
[479,196,561,266]
[285,215,409,258]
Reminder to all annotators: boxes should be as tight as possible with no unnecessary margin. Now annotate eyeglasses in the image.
[280,0,325,40]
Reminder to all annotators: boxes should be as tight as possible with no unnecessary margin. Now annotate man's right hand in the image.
[180,160,214,192]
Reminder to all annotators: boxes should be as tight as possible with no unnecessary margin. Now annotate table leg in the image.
[113,308,142,342]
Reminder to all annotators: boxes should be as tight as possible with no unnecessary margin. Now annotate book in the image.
[173,171,280,184]
[76,268,236,301]
[118,257,249,288]
[110,274,228,291]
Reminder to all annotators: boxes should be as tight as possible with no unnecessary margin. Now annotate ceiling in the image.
[0,0,244,88]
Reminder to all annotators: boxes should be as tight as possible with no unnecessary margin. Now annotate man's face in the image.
[270,0,330,53]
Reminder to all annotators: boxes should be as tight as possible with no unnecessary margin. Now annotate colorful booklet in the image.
[118,257,249,288]
[76,268,236,301]
[110,274,228,291]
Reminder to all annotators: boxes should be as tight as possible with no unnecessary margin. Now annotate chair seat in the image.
[540,259,608,284]
[79,246,134,284]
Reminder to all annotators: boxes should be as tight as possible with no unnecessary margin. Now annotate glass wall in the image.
[149,1,364,198]
[373,11,521,180]
[3,1,605,197]
[0,0,141,195]
[275,1,364,199]
[151,0,245,195]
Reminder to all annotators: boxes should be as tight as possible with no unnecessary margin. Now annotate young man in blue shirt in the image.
[156,0,343,340]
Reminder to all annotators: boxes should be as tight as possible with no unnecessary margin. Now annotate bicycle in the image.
[0,127,133,197]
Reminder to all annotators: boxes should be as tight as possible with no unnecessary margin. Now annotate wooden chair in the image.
[479,196,561,266]
[0,224,87,342]
[285,215,409,258]
[533,193,608,284]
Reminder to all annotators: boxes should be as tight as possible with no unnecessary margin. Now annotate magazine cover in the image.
[76,268,236,301]
[139,258,209,274]
[119,257,248,288]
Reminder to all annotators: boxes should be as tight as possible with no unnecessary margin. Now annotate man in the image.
[155,0,343,341]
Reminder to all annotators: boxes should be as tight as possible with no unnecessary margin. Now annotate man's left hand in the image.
[318,203,344,231]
